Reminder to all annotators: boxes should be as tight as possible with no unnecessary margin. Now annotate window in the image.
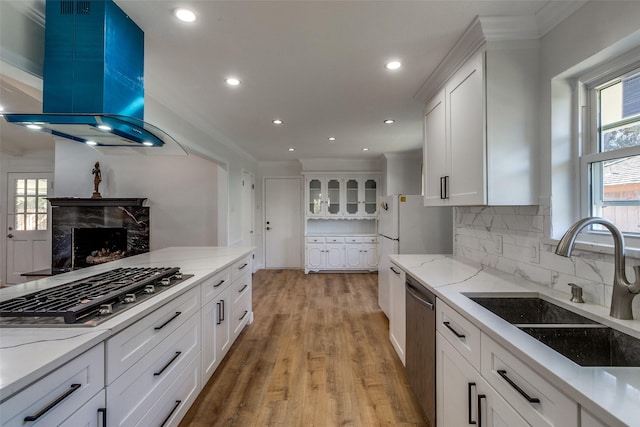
[13,178,49,231]
[582,67,640,236]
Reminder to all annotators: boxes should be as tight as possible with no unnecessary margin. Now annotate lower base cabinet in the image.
[437,333,528,427]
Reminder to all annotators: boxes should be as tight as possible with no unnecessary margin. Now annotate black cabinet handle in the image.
[24,383,81,422]
[477,394,486,427]
[239,284,248,293]
[221,299,225,322]
[445,176,450,199]
[238,263,248,270]
[216,302,222,325]
[390,266,401,275]
[468,382,477,424]
[160,400,182,427]
[239,310,248,320]
[497,369,540,403]
[98,408,107,426]
[214,279,226,288]
[154,351,182,377]
[443,321,465,338]
[154,312,182,330]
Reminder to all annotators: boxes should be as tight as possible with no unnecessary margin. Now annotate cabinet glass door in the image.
[326,179,341,215]
[364,179,377,214]
[345,179,359,215]
[308,179,323,215]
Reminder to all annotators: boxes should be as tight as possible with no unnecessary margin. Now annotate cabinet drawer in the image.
[135,353,201,427]
[107,313,200,427]
[106,286,200,384]
[231,256,251,281]
[231,271,251,306]
[59,389,105,427]
[1,343,104,427]
[326,236,345,243]
[201,268,231,305]
[345,237,363,243]
[306,236,325,243]
[362,236,377,243]
[436,300,481,370]
[232,290,252,339]
[481,333,577,426]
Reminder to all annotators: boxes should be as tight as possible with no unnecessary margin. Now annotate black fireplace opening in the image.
[72,227,128,269]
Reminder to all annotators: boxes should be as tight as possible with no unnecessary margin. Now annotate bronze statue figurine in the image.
[92,162,102,198]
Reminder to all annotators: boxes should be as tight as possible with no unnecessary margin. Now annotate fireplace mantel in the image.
[48,198,147,207]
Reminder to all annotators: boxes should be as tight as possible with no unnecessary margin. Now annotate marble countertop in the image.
[0,246,254,402]
[390,254,640,427]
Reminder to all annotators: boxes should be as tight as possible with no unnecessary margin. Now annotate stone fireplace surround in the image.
[50,198,150,273]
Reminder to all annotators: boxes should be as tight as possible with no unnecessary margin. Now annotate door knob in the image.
[266,227,271,230]
[7,234,14,238]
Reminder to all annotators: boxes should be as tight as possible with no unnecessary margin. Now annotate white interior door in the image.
[6,172,53,284]
[264,177,302,268]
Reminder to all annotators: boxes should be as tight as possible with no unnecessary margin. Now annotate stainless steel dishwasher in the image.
[405,274,436,426]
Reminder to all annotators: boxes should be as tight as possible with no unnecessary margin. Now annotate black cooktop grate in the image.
[0,267,184,325]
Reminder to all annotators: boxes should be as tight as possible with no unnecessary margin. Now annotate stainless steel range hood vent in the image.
[3,0,177,149]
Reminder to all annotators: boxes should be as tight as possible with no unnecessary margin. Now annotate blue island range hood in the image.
[4,0,173,147]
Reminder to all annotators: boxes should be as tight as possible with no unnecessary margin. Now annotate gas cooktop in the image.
[0,267,192,327]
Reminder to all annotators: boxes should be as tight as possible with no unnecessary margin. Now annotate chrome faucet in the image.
[555,217,640,320]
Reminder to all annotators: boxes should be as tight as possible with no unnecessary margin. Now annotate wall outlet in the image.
[495,235,503,254]
[530,243,540,264]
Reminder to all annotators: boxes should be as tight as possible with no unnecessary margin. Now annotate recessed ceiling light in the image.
[362,148,369,151]
[26,124,42,130]
[272,119,283,125]
[97,125,112,131]
[225,77,240,86]
[143,141,154,146]
[174,8,196,23]
[384,119,395,124]
[328,137,336,141]
[385,61,402,70]
[86,140,98,146]
[288,147,295,152]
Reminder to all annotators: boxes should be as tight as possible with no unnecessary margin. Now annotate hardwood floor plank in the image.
[179,270,428,427]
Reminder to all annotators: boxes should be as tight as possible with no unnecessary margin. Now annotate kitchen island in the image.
[390,254,640,427]
[0,246,254,426]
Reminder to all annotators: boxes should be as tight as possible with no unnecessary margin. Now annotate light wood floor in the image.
[180,270,428,427]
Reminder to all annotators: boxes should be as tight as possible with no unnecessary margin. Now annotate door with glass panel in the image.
[5,173,52,284]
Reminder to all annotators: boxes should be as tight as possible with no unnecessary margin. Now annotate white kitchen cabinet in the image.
[580,408,614,427]
[202,285,232,383]
[437,333,528,427]
[1,343,105,427]
[423,44,538,206]
[345,239,378,269]
[59,390,106,427]
[305,176,343,218]
[230,261,252,341]
[343,176,379,218]
[306,236,377,273]
[388,264,406,365]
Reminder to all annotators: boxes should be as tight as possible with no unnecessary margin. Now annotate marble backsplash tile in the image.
[454,205,638,313]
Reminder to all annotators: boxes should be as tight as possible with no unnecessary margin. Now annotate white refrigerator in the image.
[377,195,453,317]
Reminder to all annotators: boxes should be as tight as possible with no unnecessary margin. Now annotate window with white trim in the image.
[582,65,640,238]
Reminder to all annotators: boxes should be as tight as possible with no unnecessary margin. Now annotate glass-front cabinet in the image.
[343,177,379,218]
[306,176,343,217]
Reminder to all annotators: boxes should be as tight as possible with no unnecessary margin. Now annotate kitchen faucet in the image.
[555,217,640,320]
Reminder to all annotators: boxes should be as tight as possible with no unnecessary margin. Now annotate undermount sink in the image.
[467,295,640,367]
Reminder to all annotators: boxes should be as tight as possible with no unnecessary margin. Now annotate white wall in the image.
[454,2,640,315]
[383,151,422,196]
[54,140,219,250]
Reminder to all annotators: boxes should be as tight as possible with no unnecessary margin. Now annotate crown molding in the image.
[536,1,587,37]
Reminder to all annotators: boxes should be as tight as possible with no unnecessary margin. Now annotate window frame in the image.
[578,53,640,246]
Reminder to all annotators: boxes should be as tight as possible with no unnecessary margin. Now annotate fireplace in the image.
[50,198,149,273]
[72,227,128,269]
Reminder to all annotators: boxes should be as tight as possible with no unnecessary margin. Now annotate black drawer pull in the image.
[154,312,182,330]
[477,393,486,427]
[214,279,226,288]
[154,351,182,377]
[220,299,225,322]
[390,266,400,275]
[443,321,465,339]
[216,302,222,325]
[238,263,248,270]
[160,400,182,427]
[24,383,81,422]
[497,369,540,403]
[238,284,248,293]
[239,310,248,320]
[98,408,107,426]
[468,382,477,424]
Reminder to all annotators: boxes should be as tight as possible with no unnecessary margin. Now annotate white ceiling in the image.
[1,1,583,161]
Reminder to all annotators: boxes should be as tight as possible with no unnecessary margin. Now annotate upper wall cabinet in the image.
[304,173,380,219]
[306,176,343,218]
[343,176,379,218]
[420,16,540,206]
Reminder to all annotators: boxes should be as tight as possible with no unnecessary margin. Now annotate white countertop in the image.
[0,246,254,402]
[390,254,640,427]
